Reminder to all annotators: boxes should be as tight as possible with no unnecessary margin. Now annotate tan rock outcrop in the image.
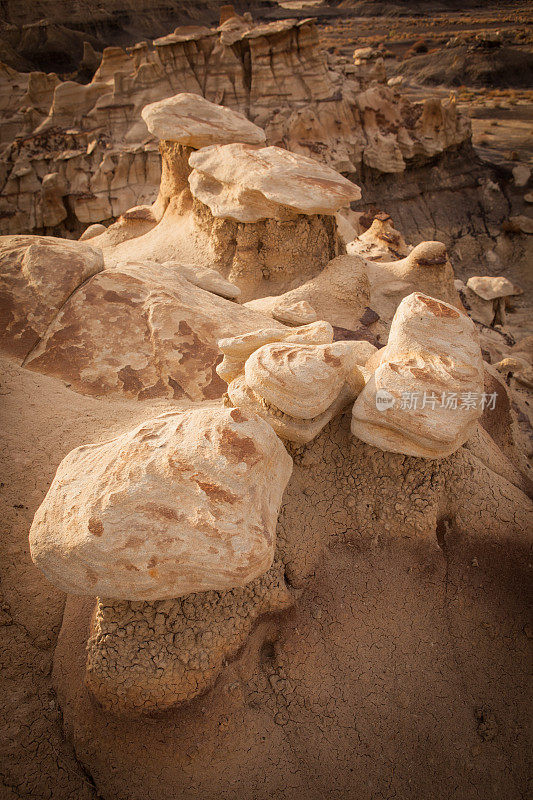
[30,405,293,599]
[0,234,103,360]
[141,92,266,148]
[34,80,110,133]
[102,141,350,301]
[0,17,471,237]
[245,253,372,331]
[67,403,532,719]
[79,223,107,241]
[216,320,334,383]
[188,143,362,223]
[347,212,410,261]
[271,298,317,326]
[367,240,462,325]
[23,261,286,399]
[352,292,484,458]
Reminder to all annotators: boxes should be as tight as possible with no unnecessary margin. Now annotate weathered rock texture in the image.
[100,185,345,303]
[222,335,374,444]
[84,560,293,714]
[245,253,373,331]
[22,261,286,399]
[0,17,471,237]
[30,406,293,599]
[61,405,531,720]
[352,292,485,458]
[0,234,103,360]
[217,321,335,384]
[141,91,266,147]
[188,143,362,222]
[366,240,462,326]
[347,212,410,261]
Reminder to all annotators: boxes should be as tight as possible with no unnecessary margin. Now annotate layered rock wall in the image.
[0,18,470,237]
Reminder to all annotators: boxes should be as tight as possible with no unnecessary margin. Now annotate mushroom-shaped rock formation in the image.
[54,391,532,719]
[225,339,375,444]
[188,143,362,223]
[0,234,103,361]
[352,292,484,458]
[84,561,293,714]
[347,212,411,261]
[102,144,354,301]
[464,275,522,327]
[245,254,373,332]
[367,240,462,326]
[30,406,293,600]
[140,93,266,222]
[141,92,266,149]
[216,320,334,384]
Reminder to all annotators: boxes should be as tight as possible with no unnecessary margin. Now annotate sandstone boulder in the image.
[351,292,484,458]
[0,234,103,360]
[216,320,334,383]
[141,92,266,148]
[188,143,362,222]
[29,406,293,599]
[225,339,374,443]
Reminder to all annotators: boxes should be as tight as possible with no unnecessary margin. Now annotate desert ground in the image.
[0,2,532,799]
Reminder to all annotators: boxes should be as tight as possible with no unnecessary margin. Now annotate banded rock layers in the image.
[0,17,471,237]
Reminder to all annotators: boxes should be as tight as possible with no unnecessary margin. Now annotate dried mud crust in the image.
[192,198,343,299]
[85,561,293,715]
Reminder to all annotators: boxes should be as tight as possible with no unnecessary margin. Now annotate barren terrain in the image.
[0,2,531,800]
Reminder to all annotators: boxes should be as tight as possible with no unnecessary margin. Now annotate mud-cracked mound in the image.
[51,406,532,798]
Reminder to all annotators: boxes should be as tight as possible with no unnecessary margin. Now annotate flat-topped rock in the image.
[153,26,216,46]
[188,143,362,222]
[29,406,293,600]
[141,92,266,148]
[466,275,521,301]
